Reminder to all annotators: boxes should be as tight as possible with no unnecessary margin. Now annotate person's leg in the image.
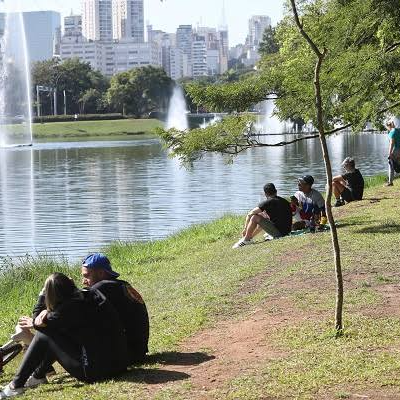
[332,181,345,199]
[243,215,265,241]
[340,187,354,204]
[12,331,85,389]
[257,218,282,238]
[388,158,394,185]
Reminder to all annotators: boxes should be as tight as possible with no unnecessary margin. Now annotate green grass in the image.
[1,178,400,399]
[30,119,162,139]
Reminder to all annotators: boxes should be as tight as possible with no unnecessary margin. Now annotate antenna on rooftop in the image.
[219,0,228,31]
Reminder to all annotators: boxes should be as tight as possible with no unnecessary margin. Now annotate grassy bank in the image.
[31,119,162,139]
[1,179,400,399]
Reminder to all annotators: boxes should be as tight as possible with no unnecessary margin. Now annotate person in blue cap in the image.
[81,253,149,364]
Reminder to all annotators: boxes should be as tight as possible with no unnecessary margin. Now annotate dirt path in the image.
[146,297,309,399]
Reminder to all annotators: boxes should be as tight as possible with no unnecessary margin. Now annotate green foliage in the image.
[31,58,110,116]
[258,26,280,56]
[156,114,255,165]
[158,0,400,163]
[32,113,126,123]
[106,66,173,117]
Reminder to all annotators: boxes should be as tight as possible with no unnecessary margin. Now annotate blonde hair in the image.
[44,273,77,311]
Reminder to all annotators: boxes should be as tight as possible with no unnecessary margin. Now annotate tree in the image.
[107,66,173,117]
[157,0,400,332]
[31,58,110,115]
[259,26,280,56]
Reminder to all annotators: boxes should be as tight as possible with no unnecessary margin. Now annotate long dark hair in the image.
[44,273,77,311]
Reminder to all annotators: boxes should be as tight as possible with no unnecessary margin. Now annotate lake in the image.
[0,132,389,260]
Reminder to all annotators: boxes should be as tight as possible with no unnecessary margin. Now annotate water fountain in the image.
[255,100,286,134]
[166,86,189,131]
[0,2,33,147]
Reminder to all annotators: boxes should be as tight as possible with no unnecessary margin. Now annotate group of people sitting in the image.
[233,157,364,248]
[0,253,149,398]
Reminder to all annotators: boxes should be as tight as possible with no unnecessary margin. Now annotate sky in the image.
[8,0,286,46]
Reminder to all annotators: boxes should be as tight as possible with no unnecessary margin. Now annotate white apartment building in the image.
[60,37,160,76]
[82,0,113,41]
[64,15,83,37]
[192,39,207,77]
[247,15,271,47]
[112,0,144,42]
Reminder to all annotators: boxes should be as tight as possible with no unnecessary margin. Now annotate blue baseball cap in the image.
[82,253,120,278]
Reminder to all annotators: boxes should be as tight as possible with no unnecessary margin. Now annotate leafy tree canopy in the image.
[177,0,400,146]
[107,66,173,117]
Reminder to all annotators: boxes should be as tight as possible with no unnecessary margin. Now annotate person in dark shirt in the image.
[0,273,128,398]
[332,157,364,207]
[232,183,292,248]
[81,253,149,364]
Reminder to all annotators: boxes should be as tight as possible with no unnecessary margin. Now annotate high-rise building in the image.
[2,11,61,62]
[82,0,113,41]
[176,25,193,77]
[113,0,144,42]
[247,15,271,47]
[64,14,83,37]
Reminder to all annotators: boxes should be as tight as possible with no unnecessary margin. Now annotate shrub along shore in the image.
[1,174,400,399]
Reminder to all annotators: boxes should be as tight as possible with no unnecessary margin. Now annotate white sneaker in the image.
[0,383,25,398]
[24,375,48,389]
[263,233,273,241]
[232,238,253,249]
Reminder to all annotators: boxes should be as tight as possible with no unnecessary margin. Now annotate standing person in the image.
[385,121,400,186]
[232,183,292,249]
[293,175,326,230]
[81,253,150,364]
[332,157,364,207]
[0,273,128,398]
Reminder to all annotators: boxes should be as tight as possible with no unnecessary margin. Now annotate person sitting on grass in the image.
[81,253,150,364]
[332,157,364,207]
[8,253,150,369]
[0,273,128,398]
[232,183,292,249]
[292,175,327,231]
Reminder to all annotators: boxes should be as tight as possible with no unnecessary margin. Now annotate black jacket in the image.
[33,289,128,381]
[90,279,150,363]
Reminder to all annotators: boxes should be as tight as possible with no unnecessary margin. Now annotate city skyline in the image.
[4,0,285,46]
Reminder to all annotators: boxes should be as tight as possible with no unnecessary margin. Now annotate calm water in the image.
[0,133,389,260]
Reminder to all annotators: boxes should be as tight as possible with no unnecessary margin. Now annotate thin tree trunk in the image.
[290,0,344,332]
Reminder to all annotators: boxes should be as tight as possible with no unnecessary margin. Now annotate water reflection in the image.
[0,133,388,259]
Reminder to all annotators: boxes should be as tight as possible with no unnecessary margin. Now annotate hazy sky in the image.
[9,0,285,46]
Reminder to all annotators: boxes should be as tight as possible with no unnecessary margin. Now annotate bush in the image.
[32,113,126,123]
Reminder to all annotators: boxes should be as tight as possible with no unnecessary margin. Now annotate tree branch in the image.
[290,0,323,58]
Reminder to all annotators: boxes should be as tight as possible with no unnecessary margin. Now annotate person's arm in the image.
[32,287,46,319]
[332,174,344,183]
[389,138,395,159]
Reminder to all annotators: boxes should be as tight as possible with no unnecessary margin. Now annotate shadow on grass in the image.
[146,351,215,366]
[122,368,190,384]
[356,221,400,234]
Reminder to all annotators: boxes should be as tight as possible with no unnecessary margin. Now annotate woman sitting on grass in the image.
[0,273,128,398]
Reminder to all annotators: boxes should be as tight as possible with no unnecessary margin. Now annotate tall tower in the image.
[82,0,113,41]
[112,0,144,42]
[218,0,229,74]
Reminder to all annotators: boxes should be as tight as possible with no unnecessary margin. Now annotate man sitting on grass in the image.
[232,183,292,249]
[292,175,327,230]
[332,157,364,207]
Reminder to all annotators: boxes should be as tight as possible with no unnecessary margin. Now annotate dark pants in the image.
[13,331,86,388]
